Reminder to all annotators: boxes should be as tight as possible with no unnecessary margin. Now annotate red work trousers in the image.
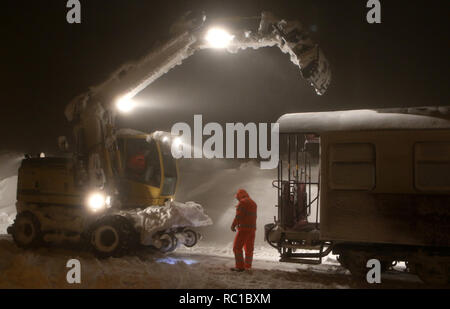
[233,229,256,270]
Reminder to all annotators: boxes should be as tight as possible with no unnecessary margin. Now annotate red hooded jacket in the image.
[232,189,257,231]
[128,152,146,173]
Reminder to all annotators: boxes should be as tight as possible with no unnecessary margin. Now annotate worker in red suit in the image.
[230,189,257,272]
[127,150,147,180]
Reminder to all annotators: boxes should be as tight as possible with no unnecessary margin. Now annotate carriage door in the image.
[276,133,321,230]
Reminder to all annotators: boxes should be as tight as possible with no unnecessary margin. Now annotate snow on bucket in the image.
[119,201,212,246]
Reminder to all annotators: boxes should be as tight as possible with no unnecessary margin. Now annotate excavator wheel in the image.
[159,233,178,253]
[12,211,43,249]
[88,215,138,259]
[182,229,198,248]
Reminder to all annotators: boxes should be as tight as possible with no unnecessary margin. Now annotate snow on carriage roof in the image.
[277,107,450,133]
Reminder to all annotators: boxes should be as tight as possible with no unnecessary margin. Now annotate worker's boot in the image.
[230,267,245,272]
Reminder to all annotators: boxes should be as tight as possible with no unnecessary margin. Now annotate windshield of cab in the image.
[123,137,177,194]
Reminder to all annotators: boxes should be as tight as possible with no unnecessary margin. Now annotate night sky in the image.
[1,0,449,154]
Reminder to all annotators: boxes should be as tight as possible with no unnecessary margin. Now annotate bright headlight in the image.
[116,96,136,113]
[87,192,106,212]
[205,28,234,48]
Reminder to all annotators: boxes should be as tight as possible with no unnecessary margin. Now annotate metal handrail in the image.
[271,179,319,189]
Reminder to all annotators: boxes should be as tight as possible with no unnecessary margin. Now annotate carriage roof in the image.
[277,107,450,133]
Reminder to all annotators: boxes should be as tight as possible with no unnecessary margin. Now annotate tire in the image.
[89,216,137,259]
[12,211,42,249]
[159,233,178,253]
[182,229,198,248]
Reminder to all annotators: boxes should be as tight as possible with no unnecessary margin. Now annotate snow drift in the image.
[0,152,22,234]
[176,159,279,245]
[277,108,450,134]
[0,176,17,234]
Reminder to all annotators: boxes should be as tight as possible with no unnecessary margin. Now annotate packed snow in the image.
[0,235,424,289]
[0,152,21,234]
[120,201,213,245]
[277,108,450,133]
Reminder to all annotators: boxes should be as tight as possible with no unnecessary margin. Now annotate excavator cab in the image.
[115,130,179,207]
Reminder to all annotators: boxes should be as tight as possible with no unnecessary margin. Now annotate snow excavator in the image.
[7,11,331,258]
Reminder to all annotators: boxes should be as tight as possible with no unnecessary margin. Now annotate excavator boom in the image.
[63,11,332,191]
[66,11,331,122]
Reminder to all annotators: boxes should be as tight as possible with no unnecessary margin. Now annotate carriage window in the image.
[415,142,450,191]
[329,143,375,190]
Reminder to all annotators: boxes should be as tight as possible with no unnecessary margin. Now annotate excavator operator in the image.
[127,147,147,181]
[230,189,257,272]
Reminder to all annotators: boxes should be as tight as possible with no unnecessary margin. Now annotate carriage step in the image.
[279,257,322,265]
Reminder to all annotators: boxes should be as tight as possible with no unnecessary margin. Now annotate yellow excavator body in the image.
[17,131,178,211]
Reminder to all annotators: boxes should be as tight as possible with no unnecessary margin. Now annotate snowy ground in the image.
[0,235,429,289]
